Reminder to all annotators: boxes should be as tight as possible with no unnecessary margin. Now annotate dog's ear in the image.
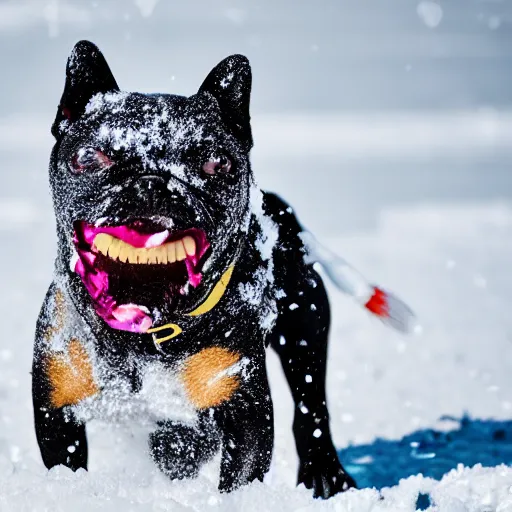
[198,55,253,150]
[52,40,119,139]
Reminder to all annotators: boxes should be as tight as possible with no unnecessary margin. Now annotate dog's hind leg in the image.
[270,267,356,498]
[263,191,356,498]
[149,414,220,481]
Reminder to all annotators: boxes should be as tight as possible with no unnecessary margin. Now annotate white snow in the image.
[73,360,198,426]
[1,108,512,508]
[250,185,279,262]
[0,200,511,508]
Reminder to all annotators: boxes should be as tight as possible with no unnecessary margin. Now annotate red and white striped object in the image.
[300,232,418,334]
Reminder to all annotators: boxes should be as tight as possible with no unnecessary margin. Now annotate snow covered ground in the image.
[0,0,511,507]
[0,109,511,509]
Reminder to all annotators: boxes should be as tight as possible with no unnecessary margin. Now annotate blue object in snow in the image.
[338,415,512,490]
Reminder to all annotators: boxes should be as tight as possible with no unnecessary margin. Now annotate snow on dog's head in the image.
[50,40,254,332]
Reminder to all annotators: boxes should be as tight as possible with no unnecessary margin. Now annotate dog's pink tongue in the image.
[74,253,153,333]
[185,258,202,288]
[110,304,153,333]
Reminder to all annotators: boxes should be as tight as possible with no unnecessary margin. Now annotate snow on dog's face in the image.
[50,41,253,333]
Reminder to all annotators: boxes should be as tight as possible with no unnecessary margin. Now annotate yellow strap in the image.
[146,265,235,344]
[187,265,235,317]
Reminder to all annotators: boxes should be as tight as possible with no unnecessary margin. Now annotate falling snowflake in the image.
[416,1,443,28]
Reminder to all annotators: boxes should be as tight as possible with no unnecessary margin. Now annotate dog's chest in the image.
[71,360,198,427]
[70,341,250,426]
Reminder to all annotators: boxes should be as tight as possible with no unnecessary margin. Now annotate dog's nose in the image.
[133,176,168,210]
[135,175,166,192]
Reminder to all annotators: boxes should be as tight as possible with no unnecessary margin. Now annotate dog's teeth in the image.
[107,239,121,260]
[135,248,147,264]
[118,244,130,263]
[148,248,158,264]
[155,246,168,264]
[183,236,196,257]
[93,233,113,255]
[167,242,177,263]
[127,248,138,264]
[92,233,198,265]
[176,241,186,262]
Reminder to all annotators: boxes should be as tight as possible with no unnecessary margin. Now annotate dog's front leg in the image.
[149,414,220,480]
[32,356,89,471]
[32,284,93,471]
[214,351,273,493]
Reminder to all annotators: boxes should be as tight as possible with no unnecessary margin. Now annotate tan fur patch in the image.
[182,347,241,409]
[43,289,67,342]
[47,339,99,408]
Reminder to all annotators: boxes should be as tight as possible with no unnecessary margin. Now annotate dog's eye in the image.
[70,148,114,174]
[202,155,232,176]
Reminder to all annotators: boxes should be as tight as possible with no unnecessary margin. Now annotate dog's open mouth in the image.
[72,220,210,333]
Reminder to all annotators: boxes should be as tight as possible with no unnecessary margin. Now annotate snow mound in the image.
[0,461,511,511]
[1,202,512,510]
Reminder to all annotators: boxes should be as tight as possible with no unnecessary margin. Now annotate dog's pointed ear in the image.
[52,40,119,139]
[198,55,253,150]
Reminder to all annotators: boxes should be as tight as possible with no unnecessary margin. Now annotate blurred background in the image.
[1,0,511,235]
[0,1,512,503]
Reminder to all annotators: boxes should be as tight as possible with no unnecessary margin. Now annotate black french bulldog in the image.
[32,40,358,498]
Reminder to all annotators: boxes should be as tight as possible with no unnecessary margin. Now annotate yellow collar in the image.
[147,265,235,345]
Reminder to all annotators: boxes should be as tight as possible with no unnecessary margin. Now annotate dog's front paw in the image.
[298,455,357,499]
[149,421,219,481]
